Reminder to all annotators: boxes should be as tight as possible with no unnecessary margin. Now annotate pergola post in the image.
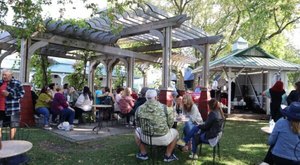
[192,45,205,87]
[162,27,172,88]
[19,39,48,83]
[149,28,173,106]
[198,44,211,120]
[127,57,134,88]
[143,71,148,87]
[88,60,100,92]
[19,39,29,83]
[227,67,232,114]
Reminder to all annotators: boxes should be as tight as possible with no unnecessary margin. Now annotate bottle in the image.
[269,119,275,131]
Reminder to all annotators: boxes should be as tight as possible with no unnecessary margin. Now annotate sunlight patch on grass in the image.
[238,144,266,152]
[221,159,247,165]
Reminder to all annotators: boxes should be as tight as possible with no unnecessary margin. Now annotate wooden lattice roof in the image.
[1,3,222,67]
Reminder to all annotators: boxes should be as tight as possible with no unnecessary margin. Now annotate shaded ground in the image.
[227,108,269,121]
[45,121,134,144]
[42,109,268,145]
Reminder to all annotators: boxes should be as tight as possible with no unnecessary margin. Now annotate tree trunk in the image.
[41,55,48,86]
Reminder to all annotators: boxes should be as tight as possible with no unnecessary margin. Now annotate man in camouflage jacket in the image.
[134,89,179,162]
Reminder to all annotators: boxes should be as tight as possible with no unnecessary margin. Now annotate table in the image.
[261,126,273,134]
[175,117,190,123]
[92,104,113,134]
[0,140,32,159]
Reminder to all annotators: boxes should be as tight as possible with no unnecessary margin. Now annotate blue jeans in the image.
[183,125,208,154]
[183,121,195,136]
[60,108,75,125]
[36,107,50,126]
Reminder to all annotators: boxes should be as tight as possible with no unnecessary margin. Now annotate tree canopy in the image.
[152,0,300,59]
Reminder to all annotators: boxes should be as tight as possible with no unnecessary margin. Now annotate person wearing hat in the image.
[262,102,300,164]
[134,89,179,162]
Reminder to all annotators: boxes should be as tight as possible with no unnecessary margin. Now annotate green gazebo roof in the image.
[193,46,300,73]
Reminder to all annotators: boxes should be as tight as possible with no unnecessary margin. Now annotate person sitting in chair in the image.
[177,98,225,159]
[261,102,300,165]
[74,86,93,124]
[119,87,135,126]
[134,89,179,162]
[35,86,53,130]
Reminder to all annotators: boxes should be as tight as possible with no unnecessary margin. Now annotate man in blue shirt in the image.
[94,86,103,105]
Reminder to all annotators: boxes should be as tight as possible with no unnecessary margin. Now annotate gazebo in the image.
[193,38,300,114]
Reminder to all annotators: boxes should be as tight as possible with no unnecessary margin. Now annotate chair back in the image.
[215,118,226,143]
[1,122,30,140]
[138,118,154,145]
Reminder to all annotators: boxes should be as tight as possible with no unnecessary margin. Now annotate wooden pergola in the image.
[0,3,222,92]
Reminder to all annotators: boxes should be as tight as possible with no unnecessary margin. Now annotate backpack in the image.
[101,96,113,105]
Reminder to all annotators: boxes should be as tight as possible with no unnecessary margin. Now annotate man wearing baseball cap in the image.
[134,89,179,162]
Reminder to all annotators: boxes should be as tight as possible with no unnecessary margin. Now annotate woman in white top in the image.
[74,86,93,124]
[182,94,203,136]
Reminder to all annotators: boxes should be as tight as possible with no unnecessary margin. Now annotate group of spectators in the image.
[35,84,149,130]
[133,87,225,162]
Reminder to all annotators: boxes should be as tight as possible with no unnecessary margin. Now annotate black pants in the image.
[264,145,300,165]
[264,145,274,164]
[273,155,300,165]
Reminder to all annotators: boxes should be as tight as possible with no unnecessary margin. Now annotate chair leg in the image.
[199,143,202,154]
[213,146,216,165]
[217,143,220,159]
[150,145,154,165]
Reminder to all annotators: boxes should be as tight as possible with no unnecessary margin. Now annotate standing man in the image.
[135,89,179,162]
[0,69,25,140]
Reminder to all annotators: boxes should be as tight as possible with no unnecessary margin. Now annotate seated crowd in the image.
[32,83,227,163]
[33,83,144,130]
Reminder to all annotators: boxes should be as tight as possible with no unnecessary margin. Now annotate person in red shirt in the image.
[131,88,138,101]
[0,69,25,141]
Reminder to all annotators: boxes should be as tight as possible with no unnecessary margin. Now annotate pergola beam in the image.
[119,15,189,38]
[40,53,82,60]
[128,35,222,52]
[32,33,159,62]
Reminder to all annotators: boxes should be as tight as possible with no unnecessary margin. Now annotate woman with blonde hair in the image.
[177,98,225,159]
[182,94,203,136]
[119,87,135,126]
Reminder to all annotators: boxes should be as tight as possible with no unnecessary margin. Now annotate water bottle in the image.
[269,119,275,132]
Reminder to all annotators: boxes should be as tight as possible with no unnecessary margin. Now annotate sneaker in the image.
[176,139,186,147]
[117,115,121,120]
[163,154,178,162]
[136,153,149,160]
[69,125,74,131]
[189,153,198,159]
[57,123,64,130]
[43,126,52,130]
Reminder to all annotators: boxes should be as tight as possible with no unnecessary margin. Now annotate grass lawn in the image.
[25,120,269,165]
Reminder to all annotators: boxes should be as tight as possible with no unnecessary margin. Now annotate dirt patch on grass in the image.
[227,113,269,121]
